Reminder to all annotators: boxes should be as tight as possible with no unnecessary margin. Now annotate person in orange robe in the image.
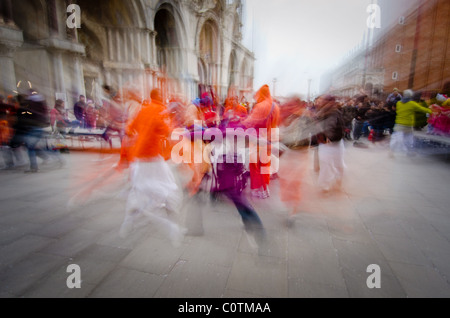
[223,94,248,128]
[242,84,280,199]
[118,88,185,247]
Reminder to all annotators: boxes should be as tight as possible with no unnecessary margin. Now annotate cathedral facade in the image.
[0,0,254,107]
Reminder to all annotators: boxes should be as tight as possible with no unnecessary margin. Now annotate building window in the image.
[395,44,402,53]
[399,16,405,25]
[392,72,399,80]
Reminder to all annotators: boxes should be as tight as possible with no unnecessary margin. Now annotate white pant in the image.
[121,159,183,238]
[317,140,345,191]
[390,125,414,153]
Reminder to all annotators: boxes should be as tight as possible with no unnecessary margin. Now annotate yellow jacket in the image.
[396,100,432,127]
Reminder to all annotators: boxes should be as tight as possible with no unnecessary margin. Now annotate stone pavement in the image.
[1,140,450,298]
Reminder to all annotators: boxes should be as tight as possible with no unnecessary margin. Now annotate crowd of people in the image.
[0,85,131,172]
[2,82,450,253]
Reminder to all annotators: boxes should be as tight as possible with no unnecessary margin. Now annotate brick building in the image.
[322,0,450,99]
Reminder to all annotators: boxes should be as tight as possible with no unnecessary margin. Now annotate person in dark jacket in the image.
[21,94,52,172]
[313,95,346,193]
[341,99,357,141]
[353,95,371,147]
[73,95,86,128]
[366,103,388,142]
[386,88,402,108]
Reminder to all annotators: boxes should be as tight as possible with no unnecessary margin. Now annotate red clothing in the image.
[50,108,65,128]
[0,120,12,145]
[249,161,271,190]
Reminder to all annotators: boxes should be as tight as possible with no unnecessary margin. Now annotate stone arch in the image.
[154,8,180,75]
[78,20,107,64]
[153,1,188,49]
[153,1,189,99]
[11,0,47,41]
[77,0,144,28]
[77,0,149,94]
[196,17,221,64]
[365,82,374,96]
[196,16,222,93]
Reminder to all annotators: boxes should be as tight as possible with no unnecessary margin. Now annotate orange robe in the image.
[117,99,170,170]
[242,85,280,190]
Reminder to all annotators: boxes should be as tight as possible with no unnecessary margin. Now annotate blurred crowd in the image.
[1,81,450,252]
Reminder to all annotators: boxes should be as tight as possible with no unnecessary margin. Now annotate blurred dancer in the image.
[353,95,371,148]
[183,95,214,196]
[314,95,346,193]
[1,95,14,168]
[101,85,126,146]
[17,93,55,173]
[176,95,214,236]
[222,87,248,129]
[242,84,280,199]
[50,99,79,134]
[278,145,309,227]
[118,88,185,247]
[390,89,432,156]
[277,100,312,226]
[211,118,267,253]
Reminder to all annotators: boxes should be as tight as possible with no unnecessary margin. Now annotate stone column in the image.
[145,29,151,65]
[52,50,66,98]
[150,30,157,68]
[47,0,59,36]
[107,28,114,61]
[129,30,135,63]
[105,70,111,86]
[136,30,141,62]
[0,26,23,94]
[123,29,128,63]
[73,54,85,97]
[0,45,17,94]
[116,29,121,62]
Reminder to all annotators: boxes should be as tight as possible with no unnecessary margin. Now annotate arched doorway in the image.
[12,0,47,42]
[154,7,183,99]
[365,82,374,97]
[77,0,147,101]
[198,19,220,96]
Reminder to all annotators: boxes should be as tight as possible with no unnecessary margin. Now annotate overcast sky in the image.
[242,0,374,98]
